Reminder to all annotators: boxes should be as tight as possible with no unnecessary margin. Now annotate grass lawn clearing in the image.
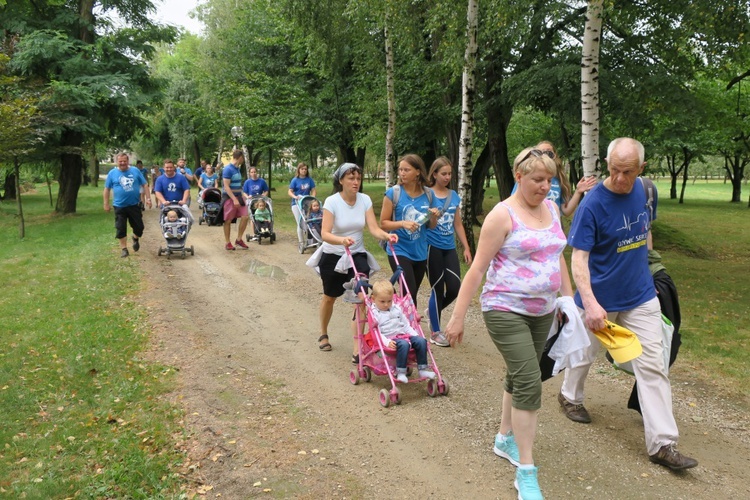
[0,186,185,498]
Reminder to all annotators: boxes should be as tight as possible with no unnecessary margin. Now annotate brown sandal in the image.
[318,334,332,351]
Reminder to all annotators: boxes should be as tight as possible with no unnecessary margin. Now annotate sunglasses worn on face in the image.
[521,149,556,163]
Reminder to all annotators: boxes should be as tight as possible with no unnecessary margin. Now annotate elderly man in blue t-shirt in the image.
[558,137,697,471]
[103,153,151,258]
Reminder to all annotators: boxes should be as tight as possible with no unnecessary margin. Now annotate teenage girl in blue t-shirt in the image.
[424,157,473,347]
[379,154,440,307]
[288,162,317,245]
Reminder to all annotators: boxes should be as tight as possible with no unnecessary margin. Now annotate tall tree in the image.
[457,0,478,254]
[2,0,175,213]
[384,4,396,186]
[581,0,603,178]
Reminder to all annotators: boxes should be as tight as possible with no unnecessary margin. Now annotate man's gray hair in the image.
[606,138,645,164]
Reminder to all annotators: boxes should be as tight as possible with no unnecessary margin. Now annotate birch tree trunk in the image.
[384,9,397,188]
[458,0,478,254]
[581,0,604,178]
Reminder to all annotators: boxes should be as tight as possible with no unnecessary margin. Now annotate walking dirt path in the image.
[135,204,749,499]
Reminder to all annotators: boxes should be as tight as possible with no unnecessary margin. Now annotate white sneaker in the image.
[396,373,408,384]
[418,369,436,380]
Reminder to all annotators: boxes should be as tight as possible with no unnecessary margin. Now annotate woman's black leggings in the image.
[426,246,461,333]
[387,254,427,308]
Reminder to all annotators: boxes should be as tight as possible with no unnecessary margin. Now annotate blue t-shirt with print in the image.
[243,178,270,197]
[511,177,562,208]
[425,190,461,250]
[289,176,315,205]
[568,181,656,312]
[385,186,438,262]
[154,174,191,204]
[105,167,148,207]
[222,163,243,196]
[200,173,218,189]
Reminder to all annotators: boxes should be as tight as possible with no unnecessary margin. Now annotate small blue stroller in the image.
[296,195,323,254]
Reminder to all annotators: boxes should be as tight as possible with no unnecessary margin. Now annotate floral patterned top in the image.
[481,199,567,316]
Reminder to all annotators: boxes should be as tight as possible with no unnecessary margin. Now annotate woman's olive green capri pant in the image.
[483,310,554,411]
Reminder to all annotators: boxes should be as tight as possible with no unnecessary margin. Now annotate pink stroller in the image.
[347,244,449,407]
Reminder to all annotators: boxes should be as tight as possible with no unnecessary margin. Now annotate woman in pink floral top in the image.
[444,147,573,499]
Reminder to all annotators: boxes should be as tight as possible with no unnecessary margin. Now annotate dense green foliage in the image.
[2,1,749,210]
[1,0,175,212]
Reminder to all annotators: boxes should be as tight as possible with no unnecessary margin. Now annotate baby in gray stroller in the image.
[157,204,194,258]
[163,209,187,239]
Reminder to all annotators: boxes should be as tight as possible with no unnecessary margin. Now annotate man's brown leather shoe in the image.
[649,444,698,470]
[558,391,592,423]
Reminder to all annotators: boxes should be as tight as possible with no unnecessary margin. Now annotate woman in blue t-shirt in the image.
[198,164,218,192]
[288,162,317,245]
[424,157,473,347]
[380,154,440,307]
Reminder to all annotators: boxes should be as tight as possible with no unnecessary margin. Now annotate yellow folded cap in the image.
[593,320,642,364]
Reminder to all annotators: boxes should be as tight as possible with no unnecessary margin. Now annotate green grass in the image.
[648,180,750,387]
[0,187,184,498]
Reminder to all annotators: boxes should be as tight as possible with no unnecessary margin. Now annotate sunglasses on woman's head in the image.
[521,149,556,162]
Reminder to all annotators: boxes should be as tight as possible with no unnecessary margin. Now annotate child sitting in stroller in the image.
[370,280,436,384]
[253,198,272,234]
[307,199,323,238]
[163,209,187,239]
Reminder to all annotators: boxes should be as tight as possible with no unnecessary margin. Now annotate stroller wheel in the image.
[270,233,276,243]
[392,387,402,405]
[199,218,203,225]
[181,250,186,259]
[426,379,438,397]
[379,388,391,408]
[438,378,450,396]
[362,366,372,382]
[298,242,305,254]
[190,246,194,256]
[157,248,163,256]
[349,369,360,385]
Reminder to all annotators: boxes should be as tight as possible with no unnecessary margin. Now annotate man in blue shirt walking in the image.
[103,153,151,257]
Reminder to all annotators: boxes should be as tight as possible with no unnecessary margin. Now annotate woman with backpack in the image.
[379,154,441,308]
